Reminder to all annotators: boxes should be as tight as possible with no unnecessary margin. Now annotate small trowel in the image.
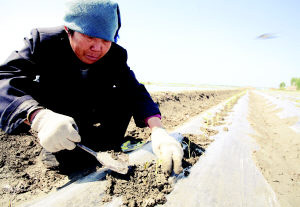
[76,143,129,174]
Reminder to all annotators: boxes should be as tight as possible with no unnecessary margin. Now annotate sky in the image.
[0,0,299,88]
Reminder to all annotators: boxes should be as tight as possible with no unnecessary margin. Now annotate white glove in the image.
[151,127,183,174]
[31,109,81,152]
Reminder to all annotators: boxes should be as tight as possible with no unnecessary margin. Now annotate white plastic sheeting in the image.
[21,91,281,207]
[254,90,300,133]
[161,91,280,207]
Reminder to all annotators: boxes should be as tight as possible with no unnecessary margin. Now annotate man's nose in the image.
[90,39,103,51]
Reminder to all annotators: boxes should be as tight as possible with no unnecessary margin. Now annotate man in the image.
[0,0,183,174]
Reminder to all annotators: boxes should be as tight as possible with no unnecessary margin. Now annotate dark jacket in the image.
[0,26,160,134]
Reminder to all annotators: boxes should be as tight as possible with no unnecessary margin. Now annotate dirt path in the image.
[248,91,300,207]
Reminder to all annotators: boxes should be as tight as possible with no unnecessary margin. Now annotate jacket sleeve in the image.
[0,29,41,133]
[117,49,160,128]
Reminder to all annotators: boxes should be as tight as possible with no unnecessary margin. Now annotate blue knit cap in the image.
[63,0,121,42]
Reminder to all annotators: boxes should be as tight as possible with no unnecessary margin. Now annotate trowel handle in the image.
[77,143,97,158]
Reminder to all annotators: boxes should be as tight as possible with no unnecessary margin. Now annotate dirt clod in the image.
[103,162,172,207]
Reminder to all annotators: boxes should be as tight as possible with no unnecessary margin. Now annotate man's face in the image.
[66,27,112,64]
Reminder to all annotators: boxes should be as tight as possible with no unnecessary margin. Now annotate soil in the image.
[248,91,300,207]
[101,134,214,207]
[125,90,239,141]
[0,89,241,206]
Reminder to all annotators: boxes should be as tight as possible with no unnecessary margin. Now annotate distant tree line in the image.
[279,82,286,89]
[279,77,300,90]
[291,77,300,90]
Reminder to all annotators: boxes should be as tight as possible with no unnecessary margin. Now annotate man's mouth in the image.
[86,55,100,61]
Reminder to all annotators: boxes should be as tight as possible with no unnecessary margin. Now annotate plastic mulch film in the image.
[163,91,280,207]
[254,90,300,133]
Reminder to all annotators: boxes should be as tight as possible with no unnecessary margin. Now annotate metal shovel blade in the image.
[77,143,129,174]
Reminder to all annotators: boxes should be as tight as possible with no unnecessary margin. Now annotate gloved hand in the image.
[151,127,183,174]
[31,109,81,152]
